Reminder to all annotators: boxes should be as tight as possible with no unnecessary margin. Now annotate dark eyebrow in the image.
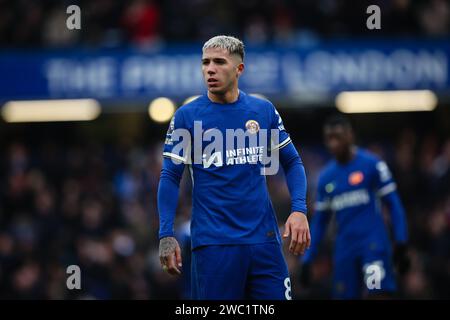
[213,58,227,62]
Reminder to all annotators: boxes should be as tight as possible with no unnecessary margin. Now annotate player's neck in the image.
[207,88,240,104]
[337,146,357,164]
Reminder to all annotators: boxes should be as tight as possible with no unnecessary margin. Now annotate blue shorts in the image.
[332,246,397,299]
[191,242,291,300]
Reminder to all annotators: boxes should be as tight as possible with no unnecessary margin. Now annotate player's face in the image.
[202,47,244,95]
[324,125,352,158]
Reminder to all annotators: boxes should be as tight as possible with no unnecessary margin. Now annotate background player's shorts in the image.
[191,242,291,300]
[332,247,397,299]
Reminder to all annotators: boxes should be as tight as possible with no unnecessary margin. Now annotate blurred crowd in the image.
[0,122,448,299]
[0,0,449,48]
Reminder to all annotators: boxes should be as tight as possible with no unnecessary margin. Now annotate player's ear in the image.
[236,63,244,78]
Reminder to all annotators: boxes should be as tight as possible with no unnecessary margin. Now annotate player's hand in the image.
[283,211,311,255]
[159,236,182,276]
[393,243,410,275]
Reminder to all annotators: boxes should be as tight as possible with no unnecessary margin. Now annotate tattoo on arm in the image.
[159,237,178,259]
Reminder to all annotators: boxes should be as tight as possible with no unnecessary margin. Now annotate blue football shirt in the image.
[162,91,295,249]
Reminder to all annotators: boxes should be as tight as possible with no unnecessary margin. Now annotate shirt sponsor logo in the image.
[202,146,266,168]
[330,188,370,211]
[166,121,282,175]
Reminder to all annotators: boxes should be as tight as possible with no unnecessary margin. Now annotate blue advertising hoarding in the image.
[0,39,449,103]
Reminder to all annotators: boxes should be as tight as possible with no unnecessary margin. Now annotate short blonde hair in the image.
[202,35,245,61]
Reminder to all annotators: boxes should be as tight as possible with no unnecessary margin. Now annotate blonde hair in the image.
[202,35,245,61]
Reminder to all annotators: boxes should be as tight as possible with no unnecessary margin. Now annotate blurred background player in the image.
[299,115,410,299]
[157,35,310,299]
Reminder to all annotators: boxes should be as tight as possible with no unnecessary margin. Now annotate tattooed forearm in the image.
[159,237,178,259]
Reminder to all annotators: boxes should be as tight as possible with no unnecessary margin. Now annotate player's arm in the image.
[278,142,310,256]
[299,179,332,286]
[158,158,184,275]
[269,103,310,256]
[375,160,408,243]
[302,199,332,264]
[375,160,410,273]
[157,111,189,276]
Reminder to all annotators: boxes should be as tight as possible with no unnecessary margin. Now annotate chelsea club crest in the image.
[245,120,260,134]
